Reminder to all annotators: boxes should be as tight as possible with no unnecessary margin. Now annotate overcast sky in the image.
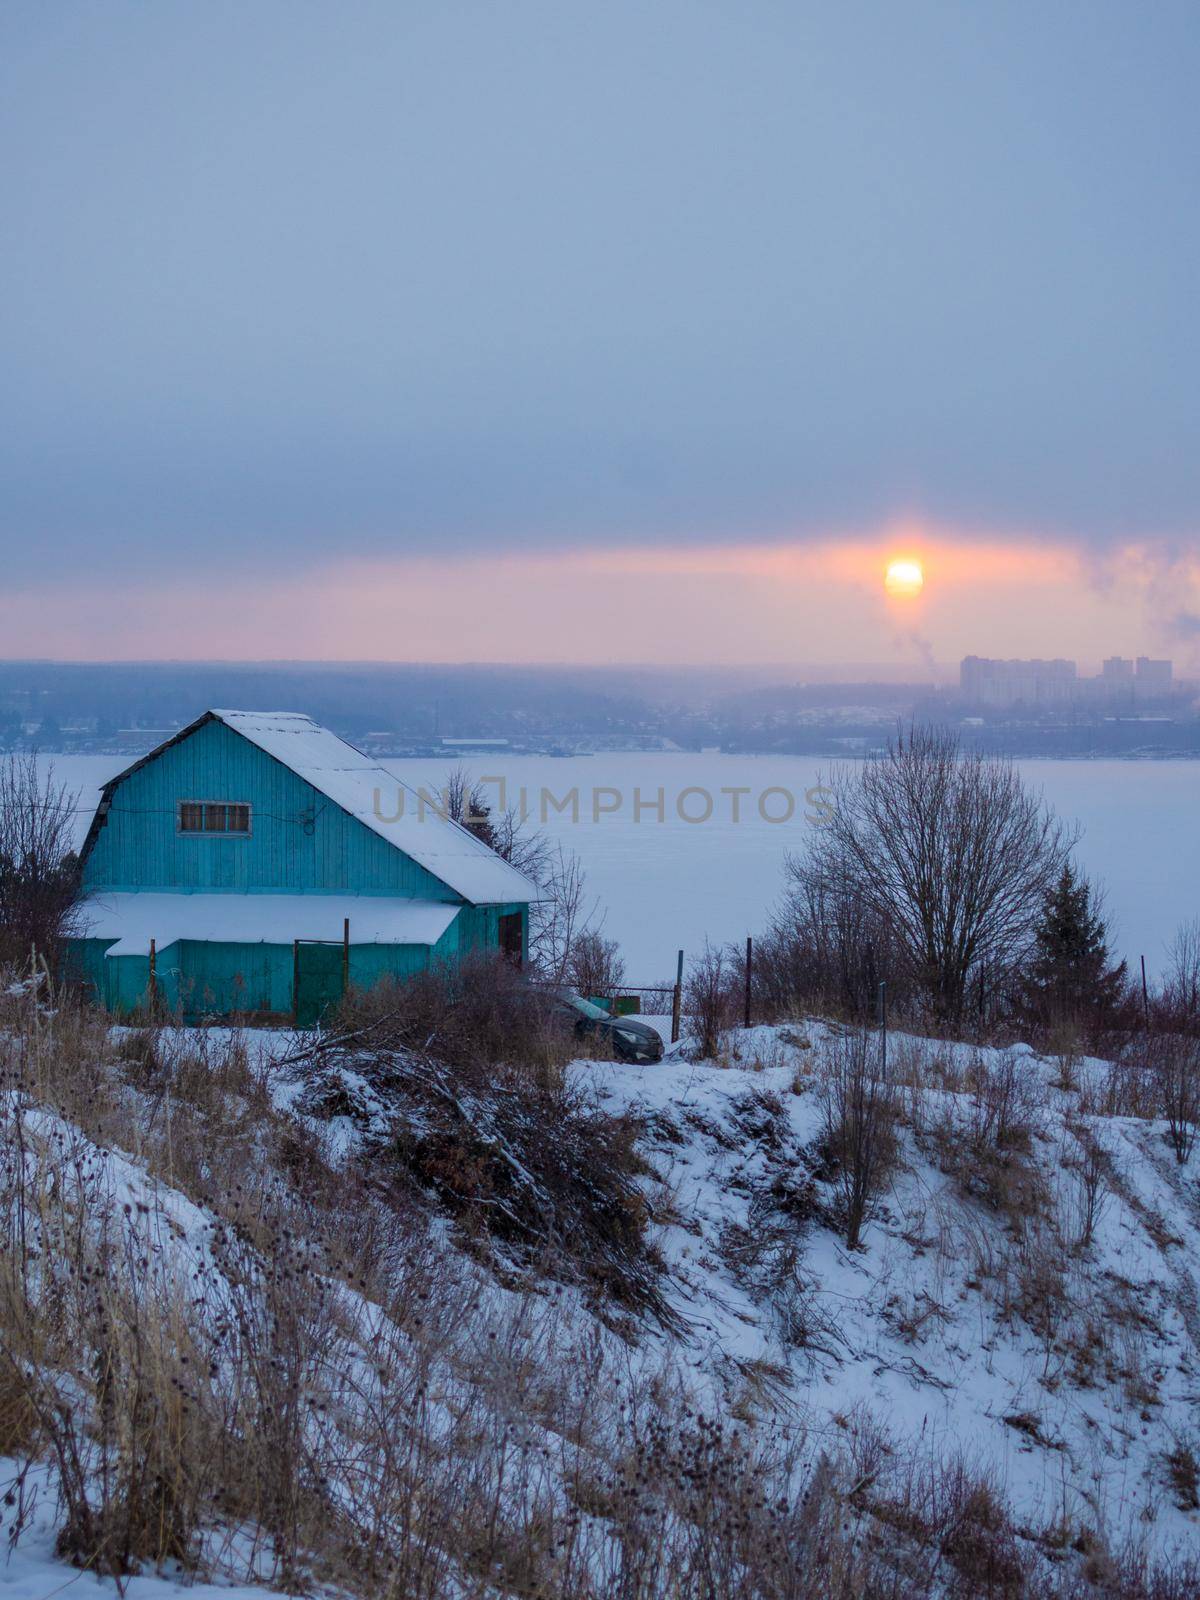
[2,1,1198,661]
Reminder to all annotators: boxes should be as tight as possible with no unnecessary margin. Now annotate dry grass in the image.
[922,1049,1051,1233]
[333,950,574,1085]
[1163,1438,1200,1511]
[816,1026,901,1250]
[683,940,738,1062]
[3,976,1199,1599]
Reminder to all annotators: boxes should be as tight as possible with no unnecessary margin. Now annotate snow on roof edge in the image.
[78,891,461,956]
[209,710,539,906]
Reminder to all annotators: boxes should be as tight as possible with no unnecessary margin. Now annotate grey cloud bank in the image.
[2,0,1198,585]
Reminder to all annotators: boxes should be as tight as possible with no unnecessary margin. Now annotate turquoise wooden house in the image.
[66,710,537,1022]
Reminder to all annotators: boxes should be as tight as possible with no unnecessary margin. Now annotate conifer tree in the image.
[1022,863,1127,1037]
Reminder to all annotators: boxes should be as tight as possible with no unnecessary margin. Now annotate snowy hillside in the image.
[2,994,1199,1598]
[585,1029,1200,1554]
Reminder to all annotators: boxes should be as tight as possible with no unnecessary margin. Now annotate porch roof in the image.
[76,892,461,957]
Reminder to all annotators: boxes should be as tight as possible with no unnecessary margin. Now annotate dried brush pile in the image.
[299,1042,675,1327]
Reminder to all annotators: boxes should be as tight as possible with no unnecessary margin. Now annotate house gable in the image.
[213,710,537,905]
[81,715,463,902]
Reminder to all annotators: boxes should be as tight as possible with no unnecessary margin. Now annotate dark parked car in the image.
[555,994,665,1064]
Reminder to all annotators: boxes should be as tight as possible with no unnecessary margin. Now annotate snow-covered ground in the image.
[4,1016,1199,1596]
[578,1029,1200,1551]
[0,1469,270,1600]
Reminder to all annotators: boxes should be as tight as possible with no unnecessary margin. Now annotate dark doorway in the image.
[499,911,523,967]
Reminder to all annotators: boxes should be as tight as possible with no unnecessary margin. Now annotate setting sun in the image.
[885,557,925,598]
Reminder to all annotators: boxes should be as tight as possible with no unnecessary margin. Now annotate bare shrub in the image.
[1161,917,1200,1028]
[441,764,620,993]
[900,1454,1027,1599]
[967,1049,1044,1156]
[1146,1032,1200,1164]
[588,1414,863,1600]
[718,1175,839,1357]
[567,928,626,999]
[0,753,81,969]
[841,1445,1037,1597]
[1011,1228,1068,1343]
[819,1027,899,1249]
[683,940,736,1060]
[335,950,572,1083]
[1047,1021,1083,1091]
[207,1213,340,1586]
[923,1051,1051,1246]
[1088,1047,1159,1121]
[0,1363,37,1457]
[757,851,912,1024]
[527,843,609,986]
[1064,1121,1110,1252]
[1058,1539,1200,1600]
[1164,1437,1200,1511]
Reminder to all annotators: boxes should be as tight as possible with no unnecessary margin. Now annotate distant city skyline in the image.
[960,652,1180,710]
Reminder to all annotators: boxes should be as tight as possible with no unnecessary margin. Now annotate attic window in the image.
[179,802,251,835]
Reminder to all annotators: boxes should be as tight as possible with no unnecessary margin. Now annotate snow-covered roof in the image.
[78,891,461,958]
[205,711,538,905]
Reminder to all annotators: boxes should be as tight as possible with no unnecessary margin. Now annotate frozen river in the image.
[45,751,1200,982]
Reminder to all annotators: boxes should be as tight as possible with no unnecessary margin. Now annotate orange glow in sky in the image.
[0,528,1196,672]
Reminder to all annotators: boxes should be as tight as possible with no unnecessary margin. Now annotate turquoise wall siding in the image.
[62,937,118,1004]
[455,902,528,963]
[65,908,527,1019]
[65,916,529,1019]
[347,942,437,992]
[173,940,282,1014]
[83,718,460,902]
[66,935,445,1019]
[107,953,156,1014]
[63,941,164,1016]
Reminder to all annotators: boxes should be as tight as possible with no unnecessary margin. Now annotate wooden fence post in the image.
[343,918,351,995]
[743,936,753,1030]
[671,949,684,1044]
[878,979,887,1077]
[293,939,300,1025]
[149,938,157,1012]
[1141,954,1149,1026]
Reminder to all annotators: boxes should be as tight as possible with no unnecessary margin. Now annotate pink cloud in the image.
[5,529,1196,669]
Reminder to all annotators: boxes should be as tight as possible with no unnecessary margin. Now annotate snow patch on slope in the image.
[575,1025,1200,1552]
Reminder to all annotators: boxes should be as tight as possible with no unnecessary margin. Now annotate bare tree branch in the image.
[0,753,82,969]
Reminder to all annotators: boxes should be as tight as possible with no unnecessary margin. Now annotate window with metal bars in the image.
[178,801,251,835]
